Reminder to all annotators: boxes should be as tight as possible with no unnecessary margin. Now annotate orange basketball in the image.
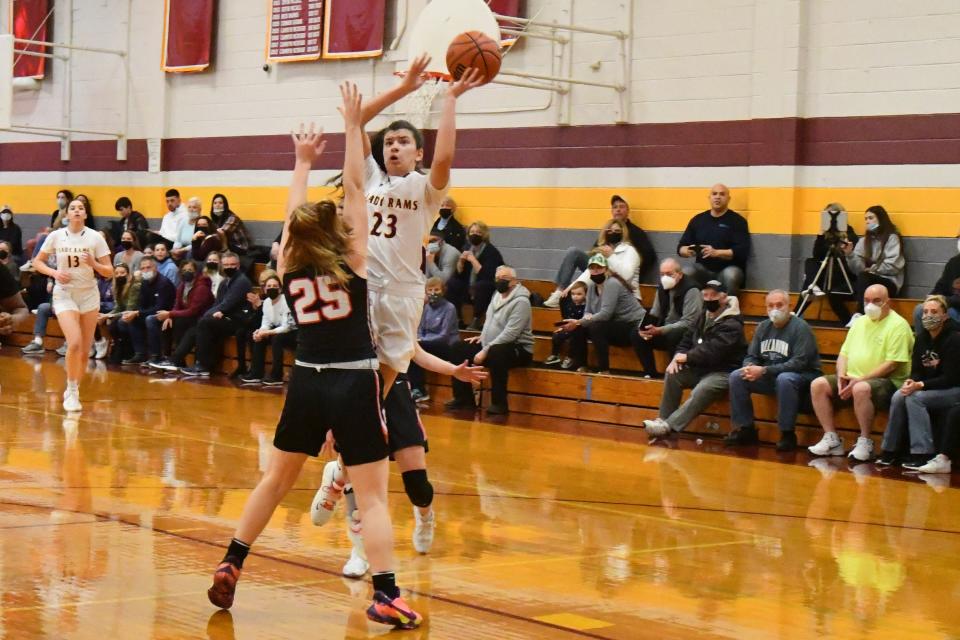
[446,30,501,85]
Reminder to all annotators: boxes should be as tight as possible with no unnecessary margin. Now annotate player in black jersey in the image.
[207,82,423,630]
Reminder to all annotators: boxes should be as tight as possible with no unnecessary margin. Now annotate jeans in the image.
[660,367,730,431]
[554,247,589,287]
[728,369,819,432]
[683,262,745,296]
[124,315,149,356]
[881,387,960,454]
[32,302,55,337]
[451,341,532,408]
[250,330,298,380]
[144,314,168,358]
[912,303,960,333]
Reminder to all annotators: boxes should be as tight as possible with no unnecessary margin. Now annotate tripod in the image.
[796,247,854,318]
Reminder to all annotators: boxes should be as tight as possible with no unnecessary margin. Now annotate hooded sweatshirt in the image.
[678,296,747,372]
[910,317,960,389]
[480,283,533,353]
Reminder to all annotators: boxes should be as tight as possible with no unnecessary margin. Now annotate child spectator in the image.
[545,280,587,370]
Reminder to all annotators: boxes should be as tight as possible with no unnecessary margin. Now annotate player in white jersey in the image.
[33,198,114,412]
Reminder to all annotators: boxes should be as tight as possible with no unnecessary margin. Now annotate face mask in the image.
[427,242,440,254]
[57,198,67,209]
[213,206,224,214]
[864,302,883,320]
[223,267,238,278]
[427,293,442,305]
[0,250,8,260]
[141,271,155,282]
[206,262,219,272]
[768,309,789,324]
[704,299,721,312]
[590,273,606,285]
[922,314,943,331]
[115,276,127,287]
[61,217,69,226]
[495,279,511,294]
[265,288,280,300]
[439,208,453,219]
[867,222,879,232]
[181,271,195,283]
[120,240,133,250]
[660,275,677,290]
[196,227,209,235]
[606,232,623,245]
[468,234,483,246]
[0,213,10,223]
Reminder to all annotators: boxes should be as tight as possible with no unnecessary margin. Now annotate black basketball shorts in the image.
[384,374,429,457]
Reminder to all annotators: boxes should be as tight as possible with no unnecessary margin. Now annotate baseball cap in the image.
[587,254,607,268]
[610,194,627,206]
[702,279,726,293]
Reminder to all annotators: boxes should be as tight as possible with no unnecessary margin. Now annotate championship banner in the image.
[322,0,385,60]
[162,0,216,73]
[489,0,523,47]
[267,0,324,63]
[9,0,50,79]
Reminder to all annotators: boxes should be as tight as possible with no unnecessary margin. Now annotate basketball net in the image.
[400,76,447,129]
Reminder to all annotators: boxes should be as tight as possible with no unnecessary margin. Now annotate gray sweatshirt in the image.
[743,314,822,376]
[580,277,646,327]
[848,234,905,290]
[481,283,534,352]
[426,242,460,284]
[648,286,702,338]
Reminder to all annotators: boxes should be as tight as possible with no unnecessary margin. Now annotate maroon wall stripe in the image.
[1,113,959,172]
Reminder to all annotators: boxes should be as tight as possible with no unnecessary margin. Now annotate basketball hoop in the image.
[396,72,448,129]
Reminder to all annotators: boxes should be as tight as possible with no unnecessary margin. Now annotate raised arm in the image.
[278,124,327,278]
[359,54,431,157]
[339,81,369,272]
[430,68,484,191]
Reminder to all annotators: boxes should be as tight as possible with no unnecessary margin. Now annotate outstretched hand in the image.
[290,123,327,165]
[451,360,489,384]
[337,81,363,127]
[448,67,485,98]
[400,54,433,93]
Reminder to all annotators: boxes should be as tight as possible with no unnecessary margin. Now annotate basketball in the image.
[446,30,501,84]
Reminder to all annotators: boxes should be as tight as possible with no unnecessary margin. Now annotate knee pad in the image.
[401,469,434,508]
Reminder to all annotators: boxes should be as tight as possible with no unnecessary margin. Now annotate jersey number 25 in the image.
[288,276,352,325]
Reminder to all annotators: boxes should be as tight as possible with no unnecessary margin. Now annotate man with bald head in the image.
[808,284,913,462]
[632,257,701,377]
[725,289,822,451]
[677,184,751,295]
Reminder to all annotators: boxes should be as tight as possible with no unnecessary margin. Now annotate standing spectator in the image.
[643,280,747,438]
[241,274,297,385]
[912,225,960,331]
[150,261,215,372]
[425,229,459,285]
[153,243,180,287]
[841,205,905,326]
[0,241,18,281]
[877,295,960,468]
[116,256,175,365]
[172,197,203,261]
[113,196,150,249]
[724,289,822,451]
[0,206,23,264]
[544,280,588,371]
[808,284,914,462]
[446,266,533,415]
[408,277,460,401]
[634,258,702,377]
[430,196,466,251]
[113,231,144,274]
[445,221,504,329]
[561,255,646,375]
[179,252,252,376]
[677,184,750,295]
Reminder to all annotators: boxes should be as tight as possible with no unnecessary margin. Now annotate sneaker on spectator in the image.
[915,454,951,474]
[228,367,247,380]
[444,398,476,411]
[845,313,862,328]
[544,354,562,367]
[560,357,575,370]
[19,262,34,273]
[56,344,68,357]
[901,453,935,470]
[875,451,900,467]
[848,436,874,462]
[122,353,147,366]
[94,338,109,360]
[776,431,798,452]
[808,432,844,456]
[145,357,165,369]
[643,418,670,438]
[240,373,262,384]
[467,317,483,331]
[543,290,562,308]
[151,359,180,372]
[810,285,826,297]
[724,425,759,446]
[410,388,429,402]
[21,341,44,355]
[262,378,284,387]
[180,365,210,377]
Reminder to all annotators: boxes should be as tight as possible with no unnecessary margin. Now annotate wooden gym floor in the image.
[1,351,959,639]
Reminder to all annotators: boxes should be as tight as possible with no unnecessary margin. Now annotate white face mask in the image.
[660,275,677,290]
[864,302,883,320]
[57,197,67,209]
[61,217,69,226]
[768,308,789,324]
[0,213,10,223]
[213,206,224,214]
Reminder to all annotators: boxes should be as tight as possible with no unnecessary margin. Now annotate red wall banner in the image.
[162,0,216,73]
[267,0,324,63]
[322,0,385,59]
[10,0,49,79]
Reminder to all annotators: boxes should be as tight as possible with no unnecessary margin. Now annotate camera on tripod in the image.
[820,203,849,252]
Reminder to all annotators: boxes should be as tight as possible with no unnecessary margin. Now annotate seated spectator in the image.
[75,194,97,230]
[269,231,281,271]
[445,266,533,415]
[0,206,24,265]
[0,241,17,280]
[190,216,219,263]
[233,270,273,378]
[115,256,176,366]
[92,273,115,359]
[910,404,960,474]
[724,289,822,451]
[877,295,960,468]
[677,184,750,295]
[203,251,224,296]
[113,231,144,274]
[179,251,252,376]
[209,193,232,229]
[841,205,904,326]
[559,255,646,375]
[796,203,859,319]
[23,189,73,264]
[808,284,914,462]
[153,243,180,286]
[112,196,150,249]
[173,197,203,261]
[217,208,253,273]
[571,220,641,292]
[430,196,466,250]
[445,221,504,329]
[544,280,587,371]
[0,262,28,341]
[149,188,188,250]
[241,273,297,386]
[634,258,702,377]
[425,229,460,285]
[408,277,460,400]
[912,227,960,331]
[20,297,57,356]
[102,264,141,362]
[643,280,747,438]
[149,261,215,372]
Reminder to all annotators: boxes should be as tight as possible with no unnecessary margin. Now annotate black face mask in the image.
[115,276,127,288]
[495,279,511,294]
[223,267,238,278]
[439,208,453,219]
[205,262,219,272]
[120,240,133,250]
[181,271,195,283]
[265,288,281,300]
[468,234,483,246]
[590,273,606,284]
[196,227,209,235]
[0,250,7,260]
[704,299,721,312]
[606,232,623,245]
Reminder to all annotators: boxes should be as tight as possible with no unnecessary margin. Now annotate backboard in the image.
[405,0,501,79]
